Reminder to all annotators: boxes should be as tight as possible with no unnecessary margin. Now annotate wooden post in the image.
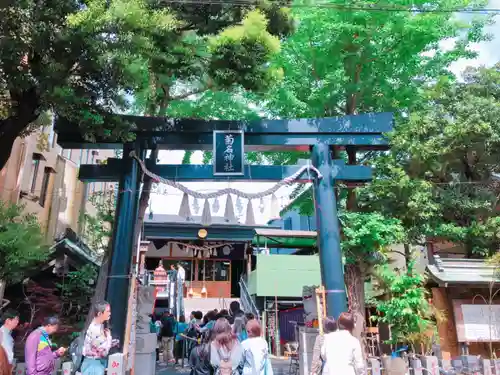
[275,291,281,357]
[123,277,137,373]
[316,287,324,336]
[321,286,326,318]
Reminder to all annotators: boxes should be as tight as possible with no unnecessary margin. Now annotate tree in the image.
[58,264,98,328]
[339,211,405,339]
[373,260,444,354]
[0,0,293,169]
[360,65,500,259]
[80,189,116,258]
[0,201,50,302]
[259,0,490,329]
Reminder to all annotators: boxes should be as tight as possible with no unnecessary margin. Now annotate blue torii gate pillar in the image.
[312,143,348,318]
[106,143,142,349]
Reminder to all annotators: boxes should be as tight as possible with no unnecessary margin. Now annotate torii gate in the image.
[55,111,393,345]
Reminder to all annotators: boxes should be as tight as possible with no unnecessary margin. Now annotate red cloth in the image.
[154,266,168,292]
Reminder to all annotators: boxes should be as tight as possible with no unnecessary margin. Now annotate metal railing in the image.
[239,275,259,320]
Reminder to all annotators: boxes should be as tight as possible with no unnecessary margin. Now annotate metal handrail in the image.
[239,275,259,319]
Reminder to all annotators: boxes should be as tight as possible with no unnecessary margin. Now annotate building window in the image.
[284,217,292,230]
[30,155,42,194]
[39,167,52,207]
[198,260,230,282]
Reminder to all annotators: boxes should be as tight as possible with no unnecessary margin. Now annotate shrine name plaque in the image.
[453,301,500,342]
[213,130,244,176]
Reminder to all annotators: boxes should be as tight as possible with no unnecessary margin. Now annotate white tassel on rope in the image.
[245,199,256,225]
[270,194,280,219]
[201,199,212,226]
[178,192,191,219]
[224,194,237,223]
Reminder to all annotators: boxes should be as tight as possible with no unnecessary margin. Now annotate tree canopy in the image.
[0,0,293,169]
[359,65,500,258]
[0,201,49,284]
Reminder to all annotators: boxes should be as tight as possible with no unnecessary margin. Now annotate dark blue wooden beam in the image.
[58,134,389,151]
[79,160,372,182]
[55,112,393,150]
[144,222,258,241]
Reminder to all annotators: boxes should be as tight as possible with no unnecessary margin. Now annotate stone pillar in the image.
[411,358,423,375]
[107,353,126,375]
[482,359,493,375]
[135,285,157,375]
[297,326,318,375]
[368,358,381,375]
[61,362,73,375]
[431,287,460,358]
[421,356,439,375]
[311,144,347,317]
[492,359,500,374]
[14,363,25,375]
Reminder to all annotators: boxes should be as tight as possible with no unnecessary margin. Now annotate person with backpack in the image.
[241,320,272,375]
[189,332,213,375]
[81,302,119,375]
[160,311,176,364]
[228,302,244,325]
[232,316,247,343]
[174,315,188,363]
[210,318,243,375]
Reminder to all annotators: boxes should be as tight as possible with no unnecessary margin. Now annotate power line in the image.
[159,0,500,15]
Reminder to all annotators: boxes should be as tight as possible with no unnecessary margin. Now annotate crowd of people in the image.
[150,301,273,375]
[0,310,67,375]
[0,301,118,375]
[0,300,366,375]
[310,312,366,375]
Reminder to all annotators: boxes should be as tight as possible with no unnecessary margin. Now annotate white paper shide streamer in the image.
[130,151,323,226]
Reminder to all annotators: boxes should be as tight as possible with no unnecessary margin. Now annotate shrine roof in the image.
[145,213,253,226]
[144,213,269,242]
[426,256,500,286]
[144,214,318,248]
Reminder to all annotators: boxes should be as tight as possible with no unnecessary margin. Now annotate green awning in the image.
[247,254,321,297]
[252,228,317,249]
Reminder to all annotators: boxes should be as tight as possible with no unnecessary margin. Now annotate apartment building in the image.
[0,120,115,246]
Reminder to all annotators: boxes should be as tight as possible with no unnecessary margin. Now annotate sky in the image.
[149,3,500,225]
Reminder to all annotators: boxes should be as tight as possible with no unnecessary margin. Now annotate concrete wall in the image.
[0,122,116,246]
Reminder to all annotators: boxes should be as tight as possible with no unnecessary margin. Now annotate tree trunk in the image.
[83,252,110,330]
[345,263,366,354]
[0,279,7,310]
[404,243,412,269]
[0,88,40,169]
[133,149,158,252]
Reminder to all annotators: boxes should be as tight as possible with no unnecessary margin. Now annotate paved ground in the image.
[156,358,293,375]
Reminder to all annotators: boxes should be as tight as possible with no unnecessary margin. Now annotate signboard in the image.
[453,300,500,342]
[213,130,244,176]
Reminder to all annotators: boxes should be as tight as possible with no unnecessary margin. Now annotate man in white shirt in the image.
[177,263,185,284]
[0,309,19,366]
[176,263,186,317]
